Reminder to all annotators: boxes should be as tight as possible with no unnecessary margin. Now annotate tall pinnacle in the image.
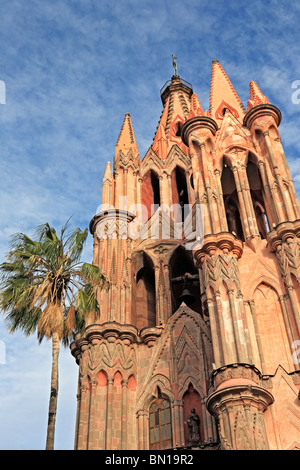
[209,60,245,123]
[247,80,270,111]
[115,112,139,156]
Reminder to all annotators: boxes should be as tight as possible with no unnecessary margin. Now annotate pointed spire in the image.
[103,161,113,183]
[247,80,269,111]
[187,93,211,119]
[209,60,245,123]
[110,247,117,277]
[101,161,113,206]
[122,252,128,279]
[115,112,139,156]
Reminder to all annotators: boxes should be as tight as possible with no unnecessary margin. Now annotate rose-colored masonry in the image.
[71,61,300,450]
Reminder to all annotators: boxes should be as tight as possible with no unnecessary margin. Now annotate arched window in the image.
[149,398,172,450]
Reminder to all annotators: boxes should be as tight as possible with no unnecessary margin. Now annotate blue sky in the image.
[0,0,300,450]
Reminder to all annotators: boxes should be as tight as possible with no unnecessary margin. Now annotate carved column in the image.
[239,163,259,236]
[137,410,144,450]
[87,380,98,449]
[77,385,89,450]
[137,409,148,450]
[206,364,273,450]
[172,400,183,447]
[232,166,251,239]
[257,159,278,227]
[121,379,128,450]
[163,263,172,322]
[186,170,195,206]
[74,390,80,450]
[106,377,114,450]
[214,169,227,232]
[193,233,274,450]
[181,114,219,236]
[193,233,249,366]
[268,220,300,337]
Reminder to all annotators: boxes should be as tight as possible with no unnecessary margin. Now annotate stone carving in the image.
[268,221,300,287]
[233,407,269,450]
[211,364,262,389]
[276,235,300,285]
[207,381,273,450]
[96,216,129,240]
[77,337,137,389]
[187,408,200,442]
[202,252,242,293]
[234,409,253,450]
[114,148,141,172]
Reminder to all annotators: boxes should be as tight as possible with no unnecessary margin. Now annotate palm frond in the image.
[64,304,76,337]
[0,219,106,346]
[37,302,64,343]
[80,262,107,287]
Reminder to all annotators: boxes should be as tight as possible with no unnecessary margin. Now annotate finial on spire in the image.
[172,55,178,76]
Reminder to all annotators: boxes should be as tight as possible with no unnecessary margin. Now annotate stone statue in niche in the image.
[187,408,200,443]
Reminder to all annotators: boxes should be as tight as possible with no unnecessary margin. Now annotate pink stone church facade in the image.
[70,60,300,450]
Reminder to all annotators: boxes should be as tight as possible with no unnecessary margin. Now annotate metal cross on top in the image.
[172,55,178,76]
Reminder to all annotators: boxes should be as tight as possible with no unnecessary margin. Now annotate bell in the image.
[179,286,195,306]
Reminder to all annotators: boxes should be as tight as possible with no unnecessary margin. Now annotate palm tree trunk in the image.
[45,331,60,450]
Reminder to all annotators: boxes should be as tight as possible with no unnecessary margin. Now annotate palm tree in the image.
[0,220,106,450]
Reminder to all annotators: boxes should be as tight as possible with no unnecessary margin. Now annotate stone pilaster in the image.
[193,232,251,367]
[268,220,300,338]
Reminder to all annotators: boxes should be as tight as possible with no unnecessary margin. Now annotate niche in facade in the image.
[183,384,203,446]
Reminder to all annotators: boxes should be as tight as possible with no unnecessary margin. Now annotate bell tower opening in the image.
[246,160,269,239]
[151,170,161,207]
[142,169,161,219]
[172,166,189,222]
[221,165,244,241]
[169,246,201,314]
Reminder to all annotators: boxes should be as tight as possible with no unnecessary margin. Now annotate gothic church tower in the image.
[71,60,300,451]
